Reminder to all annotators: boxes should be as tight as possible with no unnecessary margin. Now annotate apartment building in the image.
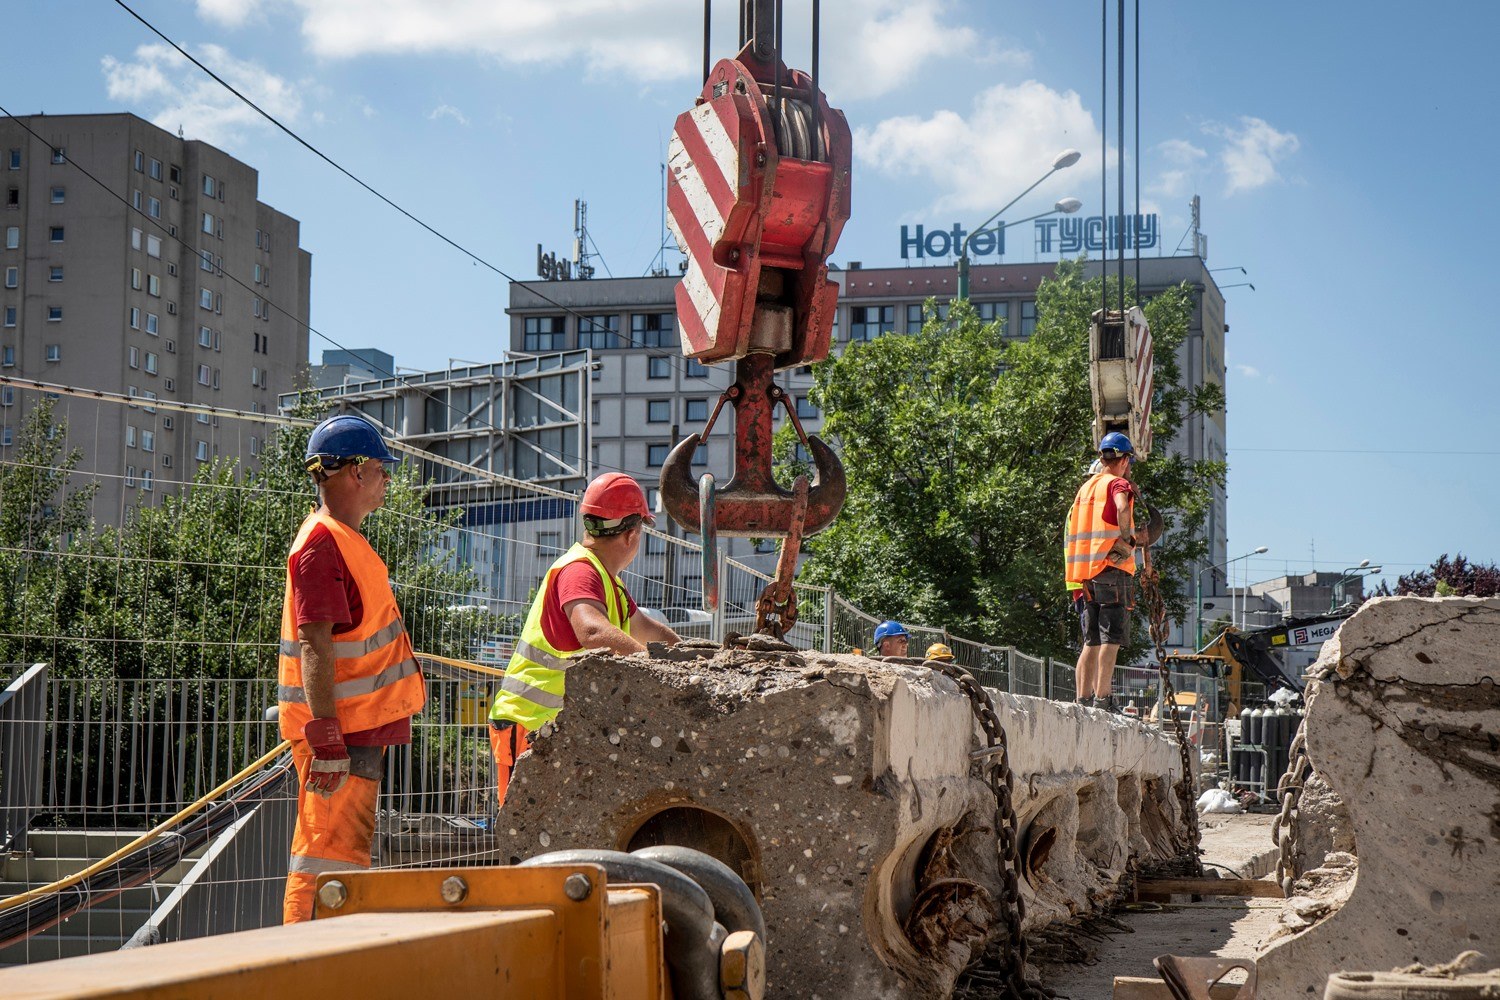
[1,113,310,522]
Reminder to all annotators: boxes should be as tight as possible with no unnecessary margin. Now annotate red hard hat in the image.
[580,473,655,524]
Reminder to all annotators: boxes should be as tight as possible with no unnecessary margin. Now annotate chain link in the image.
[1271,728,1310,897]
[924,657,1053,1000]
[1138,571,1203,872]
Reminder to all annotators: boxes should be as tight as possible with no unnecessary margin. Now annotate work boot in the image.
[1077,694,1097,709]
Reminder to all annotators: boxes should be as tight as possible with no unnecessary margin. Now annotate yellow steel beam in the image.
[0,866,668,1000]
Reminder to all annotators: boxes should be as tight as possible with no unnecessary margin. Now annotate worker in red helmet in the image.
[487,472,681,808]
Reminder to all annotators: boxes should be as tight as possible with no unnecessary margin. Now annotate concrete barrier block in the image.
[1256,597,1500,1000]
[493,650,1190,999]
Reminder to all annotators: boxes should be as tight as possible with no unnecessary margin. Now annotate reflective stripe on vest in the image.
[488,543,631,730]
[288,853,370,875]
[1064,473,1136,585]
[278,511,427,739]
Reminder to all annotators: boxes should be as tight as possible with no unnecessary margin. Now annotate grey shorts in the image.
[1081,567,1132,647]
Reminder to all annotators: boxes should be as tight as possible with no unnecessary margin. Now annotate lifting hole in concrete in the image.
[1023,825,1057,887]
[623,804,763,899]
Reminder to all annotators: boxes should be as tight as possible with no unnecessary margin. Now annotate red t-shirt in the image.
[1099,477,1135,528]
[291,522,411,746]
[538,559,638,651]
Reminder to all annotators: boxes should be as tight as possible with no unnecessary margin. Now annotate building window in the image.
[0,428,12,447]
[3,266,15,288]
[252,297,261,318]
[126,425,137,448]
[126,465,137,487]
[150,158,162,180]
[195,440,209,461]
[5,227,18,249]
[129,346,140,368]
[578,314,619,350]
[522,315,565,351]
[212,367,220,389]
[849,305,895,342]
[131,267,142,290]
[5,188,16,207]
[146,234,161,258]
[1,346,13,367]
[162,453,172,467]
[45,344,60,362]
[253,263,262,284]
[647,443,671,467]
[142,390,157,413]
[141,430,155,453]
[3,306,15,328]
[795,395,818,419]
[250,365,260,385]
[132,190,141,210]
[147,274,159,297]
[169,164,181,183]
[148,197,161,219]
[50,147,65,164]
[145,313,158,335]
[145,352,158,374]
[685,359,708,378]
[133,150,144,172]
[248,436,258,457]
[203,175,216,198]
[46,305,61,322]
[200,289,213,310]
[48,266,62,282]
[685,398,708,422]
[49,226,64,243]
[201,212,214,235]
[197,364,211,386]
[647,399,671,423]
[132,228,143,251]
[0,387,11,406]
[164,378,174,391]
[8,149,20,170]
[647,356,671,379]
[1019,300,1037,337]
[905,302,949,330]
[142,469,154,491]
[129,307,141,329]
[199,325,212,347]
[50,187,65,204]
[974,301,1003,324]
[631,312,676,349]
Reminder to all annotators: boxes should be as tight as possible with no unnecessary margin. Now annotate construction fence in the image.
[0,381,1194,962]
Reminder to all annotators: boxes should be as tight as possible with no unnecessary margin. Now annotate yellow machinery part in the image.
[0,864,668,1000]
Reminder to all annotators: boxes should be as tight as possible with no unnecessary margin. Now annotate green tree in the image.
[789,261,1225,661]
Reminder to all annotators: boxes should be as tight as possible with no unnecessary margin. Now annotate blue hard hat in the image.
[1099,431,1134,456]
[305,414,398,473]
[873,620,909,644]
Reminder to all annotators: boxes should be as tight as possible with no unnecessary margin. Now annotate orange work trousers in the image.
[489,720,532,811]
[283,741,384,924]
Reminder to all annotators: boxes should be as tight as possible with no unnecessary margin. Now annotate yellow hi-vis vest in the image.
[1065,472,1137,586]
[489,543,632,730]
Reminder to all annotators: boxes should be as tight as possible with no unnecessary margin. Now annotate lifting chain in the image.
[1271,728,1311,897]
[923,656,1053,1000]
[1139,570,1203,873]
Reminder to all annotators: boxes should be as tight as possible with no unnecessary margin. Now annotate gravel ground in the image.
[1034,811,1284,998]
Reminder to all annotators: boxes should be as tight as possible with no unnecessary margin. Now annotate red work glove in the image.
[303,717,350,797]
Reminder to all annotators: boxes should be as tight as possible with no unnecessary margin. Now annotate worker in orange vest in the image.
[1065,433,1152,712]
[277,415,426,923]
[487,472,682,810]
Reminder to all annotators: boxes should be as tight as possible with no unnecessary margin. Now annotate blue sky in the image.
[8,0,1500,592]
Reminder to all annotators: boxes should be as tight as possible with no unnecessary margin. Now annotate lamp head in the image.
[1253,546,1269,554]
[1053,149,1082,170]
[1055,197,1083,214]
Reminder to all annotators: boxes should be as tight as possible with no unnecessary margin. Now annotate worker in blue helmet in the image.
[873,619,909,657]
[303,413,401,478]
[1063,432,1151,712]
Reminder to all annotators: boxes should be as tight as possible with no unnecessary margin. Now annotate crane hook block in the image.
[665,50,852,370]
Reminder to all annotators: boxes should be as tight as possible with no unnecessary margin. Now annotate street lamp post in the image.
[1194,546,1268,651]
[1332,559,1382,610]
[955,149,1081,300]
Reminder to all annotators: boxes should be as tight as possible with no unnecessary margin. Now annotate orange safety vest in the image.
[278,510,426,738]
[1064,472,1136,585]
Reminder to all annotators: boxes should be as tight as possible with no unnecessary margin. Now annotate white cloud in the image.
[1158,138,1206,165]
[1235,363,1261,378]
[427,104,469,126]
[241,0,972,97]
[853,81,1102,216]
[1204,116,1299,195]
[195,0,258,28]
[102,43,304,148]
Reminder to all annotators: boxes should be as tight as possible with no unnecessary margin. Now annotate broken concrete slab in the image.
[1255,597,1500,1000]
[491,649,1191,999]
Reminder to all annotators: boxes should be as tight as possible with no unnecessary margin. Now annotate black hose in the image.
[631,844,766,945]
[520,848,723,1000]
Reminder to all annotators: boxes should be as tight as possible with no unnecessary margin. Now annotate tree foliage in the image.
[787,261,1225,660]
[1389,554,1500,598]
[0,393,496,680]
